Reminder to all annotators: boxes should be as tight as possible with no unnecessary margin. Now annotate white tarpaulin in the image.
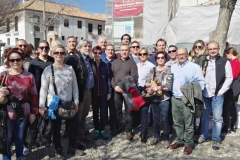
[166,1,240,45]
[142,0,169,45]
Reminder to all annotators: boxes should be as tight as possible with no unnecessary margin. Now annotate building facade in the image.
[0,1,106,49]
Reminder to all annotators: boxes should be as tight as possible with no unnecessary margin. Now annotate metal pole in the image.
[33,26,36,50]
[43,0,46,40]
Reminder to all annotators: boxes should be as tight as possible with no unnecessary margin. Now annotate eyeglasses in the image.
[156,56,165,60]
[208,48,219,51]
[39,46,50,50]
[18,45,27,48]
[195,46,203,49]
[168,50,176,54]
[131,46,140,49]
[93,52,102,55]
[138,53,147,56]
[9,58,22,62]
[53,52,65,55]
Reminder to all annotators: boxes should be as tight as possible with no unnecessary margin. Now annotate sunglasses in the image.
[195,46,203,49]
[93,52,102,55]
[132,46,140,49]
[9,58,22,62]
[168,50,176,53]
[138,53,147,56]
[39,46,50,50]
[53,52,65,55]
[156,56,165,60]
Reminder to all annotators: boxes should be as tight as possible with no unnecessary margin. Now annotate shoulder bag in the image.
[51,65,76,120]
[141,67,163,101]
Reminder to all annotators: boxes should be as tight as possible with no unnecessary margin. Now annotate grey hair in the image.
[77,39,92,49]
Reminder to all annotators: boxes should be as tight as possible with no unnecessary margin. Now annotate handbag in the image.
[0,72,8,104]
[51,65,76,120]
[141,67,163,101]
[161,72,173,91]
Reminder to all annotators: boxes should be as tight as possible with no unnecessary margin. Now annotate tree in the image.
[209,0,237,55]
[0,0,21,33]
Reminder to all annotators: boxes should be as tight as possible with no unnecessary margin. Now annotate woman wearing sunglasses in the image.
[0,48,38,160]
[189,40,207,66]
[189,40,207,135]
[92,46,111,140]
[136,48,155,143]
[39,45,79,158]
[145,52,171,148]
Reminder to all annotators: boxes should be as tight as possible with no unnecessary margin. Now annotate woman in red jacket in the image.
[222,47,240,133]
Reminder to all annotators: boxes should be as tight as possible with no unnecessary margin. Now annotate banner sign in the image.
[113,21,134,38]
[113,0,143,18]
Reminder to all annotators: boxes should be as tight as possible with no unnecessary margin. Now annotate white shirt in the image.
[137,61,155,87]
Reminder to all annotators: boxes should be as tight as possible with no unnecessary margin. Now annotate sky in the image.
[52,0,106,14]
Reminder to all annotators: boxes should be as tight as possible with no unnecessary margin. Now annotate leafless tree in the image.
[0,0,21,33]
[209,0,237,55]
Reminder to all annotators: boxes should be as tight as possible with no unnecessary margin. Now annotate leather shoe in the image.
[169,142,184,149]
[126,132,133,141]
[183,146,192,155]
[140,134,147,143]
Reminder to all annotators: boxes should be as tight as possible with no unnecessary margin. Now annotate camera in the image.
[11,102,24,122]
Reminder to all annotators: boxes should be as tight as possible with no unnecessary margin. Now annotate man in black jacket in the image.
[65,37,93,155]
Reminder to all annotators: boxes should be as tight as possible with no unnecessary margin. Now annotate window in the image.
[76,37,78,40]
[64,19,69,27]
[77,21,82,28]
[48,18,54,31]
[15,38,18,43]
[7,38,10,45]
[62,36,65,40]
[15,16,18,31]
[88,23,93,32]
[98,25,102,35]
[7,19,10,32]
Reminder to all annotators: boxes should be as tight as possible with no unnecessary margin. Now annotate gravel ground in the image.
[1,111,240,160]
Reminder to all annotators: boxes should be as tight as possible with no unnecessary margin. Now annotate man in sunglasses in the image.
[27,40,54,153]
[165,45,178,67]
[130,41,140,64]
[29,40,54,94]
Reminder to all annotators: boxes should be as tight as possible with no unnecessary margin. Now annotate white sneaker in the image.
[23,147,30,155]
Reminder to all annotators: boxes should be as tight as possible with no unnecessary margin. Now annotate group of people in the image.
[0,33,239,160]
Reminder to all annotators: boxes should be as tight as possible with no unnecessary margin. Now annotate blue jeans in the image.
[140,102,150,135]
[200,96,224,142]
[3,118,28,160]
[151,100,170,140]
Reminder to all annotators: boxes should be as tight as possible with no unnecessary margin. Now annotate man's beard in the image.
[83,51,90,56]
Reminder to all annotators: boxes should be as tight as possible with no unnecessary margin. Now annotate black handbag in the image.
[141,67,162,101]
[51,65,76,120]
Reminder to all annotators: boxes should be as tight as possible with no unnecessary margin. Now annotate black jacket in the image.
[202,55,228,94]
[65,52,90,103]
[0,106,8,156]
